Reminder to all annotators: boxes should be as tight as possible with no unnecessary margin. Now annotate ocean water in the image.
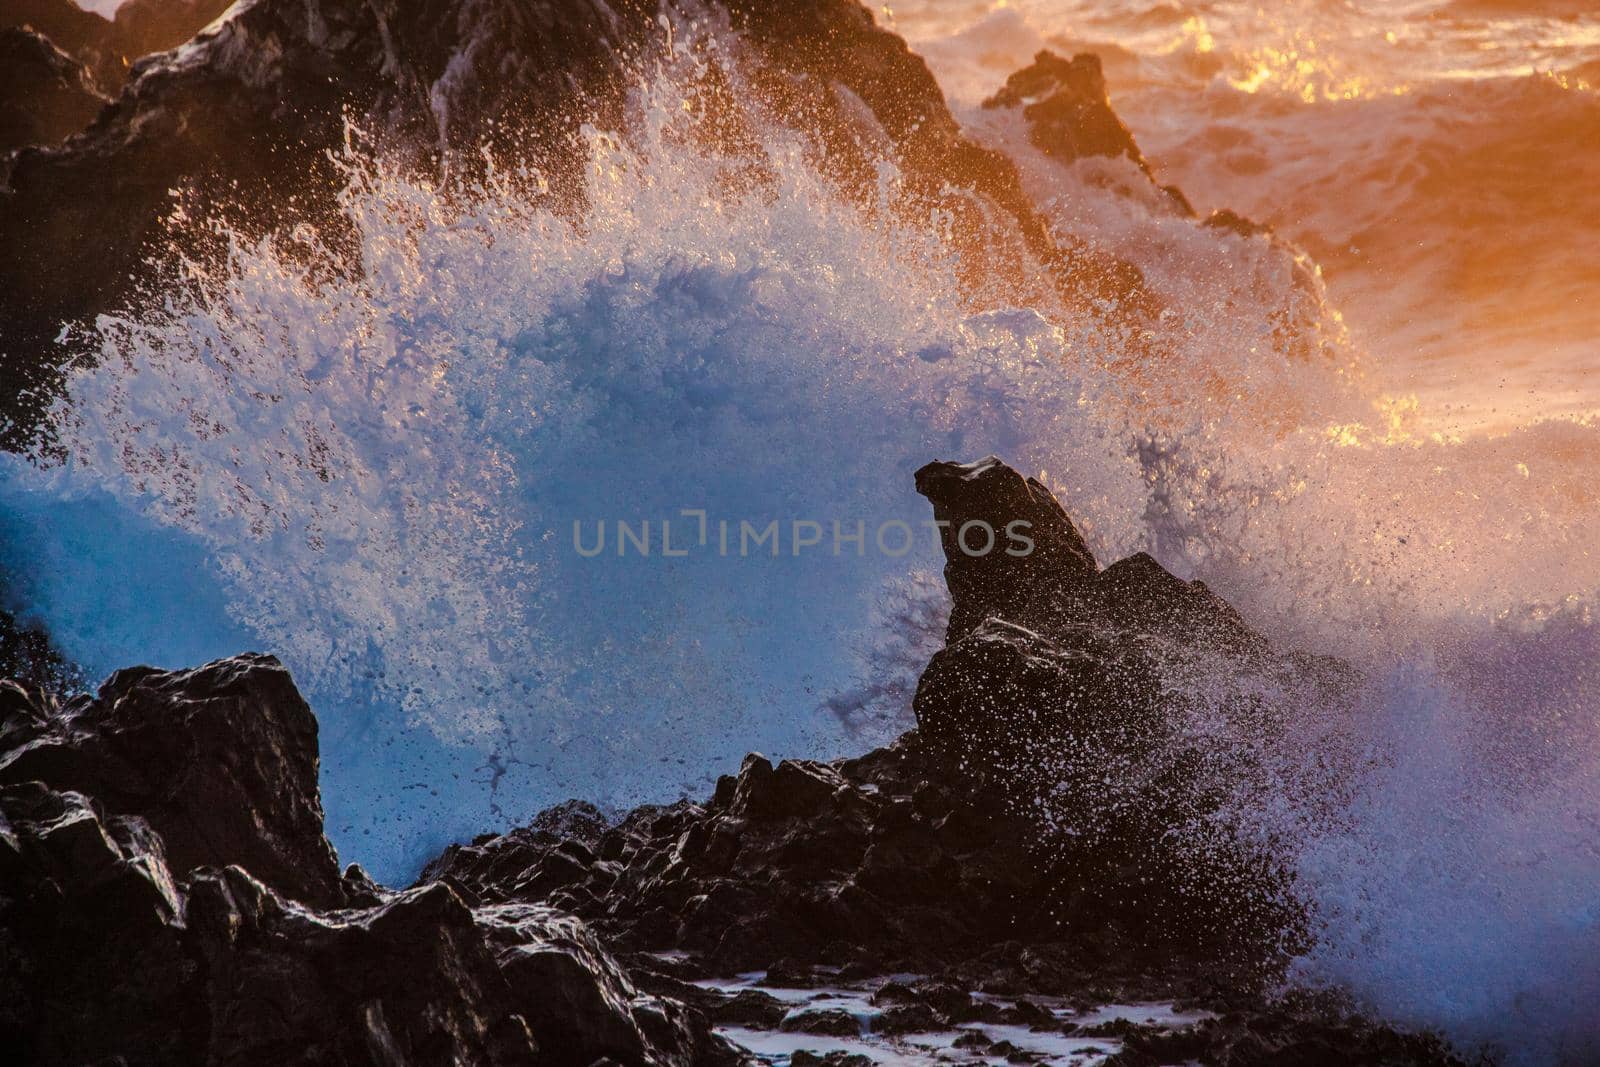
[893,0,1600,430]
[0,7,1597,1063]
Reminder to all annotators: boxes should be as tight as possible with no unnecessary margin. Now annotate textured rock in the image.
[914,455,1258,649]
[0,28,106,155]
[0,653,732,1066]
[983,50,1148,172]
[914,455,1098,642]
[0,0,231,90]
[0,455,1459,1065]
[1101,997,1466,1067]
[428,459,1321,983]
[455,463,1399,1048]
[0,653,344,906]
[979,49,1342,366]
[0,1,114,80]
[108,0,234,77]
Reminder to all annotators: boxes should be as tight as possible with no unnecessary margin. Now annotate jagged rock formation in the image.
[0,654,344,906]
[982,51,1149,174]
[0,0,1153,450]
[976,50,1342,366]
[0,1,111,80]
[105,0,234,77]
[0,27,106,156]
[0,0,231,90]
[0,456,1464,1065]
[0,655,735,1066]
[427,457,1337,986]
[979,48,1205,218]
[422,455,1456,1065]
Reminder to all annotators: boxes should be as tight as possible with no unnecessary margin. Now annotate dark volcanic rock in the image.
[711,989,788,1028]
[0,28,107,155]
[430,457,1323,982]
[909,458,1268,832]
[0,0,645,446]
[108,0,234,75]
[0,653,733,1065]
[0,1,114,78]
[983,50,1148,173]
[780,1008,860,1036]
[979,50,1341,365]
[914,455,1258,649]
[0,653,344,906]
[0,0,231,91]
[1103,997,1465,1067]
[914,455,1098,642]
[427,737,1053,974]
[0,456,1458,1066]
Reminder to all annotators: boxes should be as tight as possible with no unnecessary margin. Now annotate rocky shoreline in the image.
[0,2,1482,1062]
[0,458,1464,1065]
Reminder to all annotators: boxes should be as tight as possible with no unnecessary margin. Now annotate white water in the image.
[891,0,1600,432]
[0,22,1597,1065]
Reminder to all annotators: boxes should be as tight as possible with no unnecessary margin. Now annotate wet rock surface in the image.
[0,656,735,1066]
[661,971,1464,1067]
[982,50,1148,174]
[0,653,344,907]
[423,456,1454,1065]
[0,456,1468,1063]
[429,457,1318,979]
[0,0,230,91]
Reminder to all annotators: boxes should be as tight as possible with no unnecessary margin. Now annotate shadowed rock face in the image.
[0,653,344,907]
[108,0,234,75]
[0,458,1460,1064]
[0,655,735,1066]
[0,1,112,79]
[428,457,1323,985]
[914,455,1263,653]
[0,0,232,90]
[909,456,1270,798]
[914,456,1098,642]
[0,28,107,156]
[982,50,1148,173]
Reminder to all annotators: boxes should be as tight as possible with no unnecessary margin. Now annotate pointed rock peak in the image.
[915,456,1098,640]
[981,49,1148,173]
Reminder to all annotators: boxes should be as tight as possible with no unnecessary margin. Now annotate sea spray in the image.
[0,40,1598,1065]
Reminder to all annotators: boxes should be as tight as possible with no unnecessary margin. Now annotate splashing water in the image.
[892,0,1600,432]
[0,41,1598,1065]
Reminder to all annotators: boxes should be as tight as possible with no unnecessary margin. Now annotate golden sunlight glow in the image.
[1227,34,1411,101]
[1324,395,1444,449]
